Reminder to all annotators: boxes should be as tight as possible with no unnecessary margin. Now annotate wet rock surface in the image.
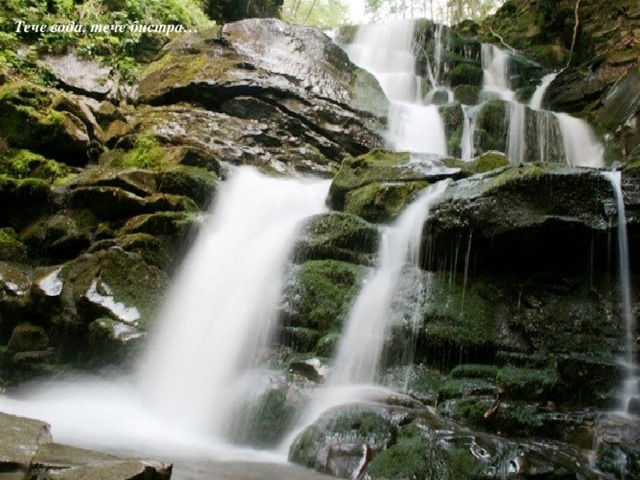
[0,412,171,480]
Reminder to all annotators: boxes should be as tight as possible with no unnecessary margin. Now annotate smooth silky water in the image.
[0,167,331,470]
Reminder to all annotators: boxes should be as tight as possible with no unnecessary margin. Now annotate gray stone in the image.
[0,412,52,471]
[42,54,115,100]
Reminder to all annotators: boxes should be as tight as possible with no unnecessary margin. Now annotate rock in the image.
[454,84,480,105]
[137,19,385,166]
[278,260,369,349]
[293,212,379,265]
[86,317,145,365]
[41,53,115,100]
[0,177,57,232]
[0,227,27,262]
[54,247,167,361]
[223,373,306,448]
[328,149,460,213]
[21,213,91,261]
[0,149,77,185]
[31,443,172,480]
[0,412,52,474]
[7,322,49,353]
[442,151,510,176]
[289,404,399,475]
[0,82,90,166]
[0,263,32,341]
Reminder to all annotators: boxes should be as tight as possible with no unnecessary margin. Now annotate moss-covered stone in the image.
[443,151,510,176]
[278,260,368,348]
[0,227,27,262]
[344,181,430,223]
[496,366,559,401]
[451,364,498,380]
[449,63,483,87]
[453,85,480,105]
[289,404,398,472]
[0,149,76,185]
[474,100,507,155]
[7,323,49,353]
[293,212,379,266]
[0,177,56,232]
[0,82,89,166]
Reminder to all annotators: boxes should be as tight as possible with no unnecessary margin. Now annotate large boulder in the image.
[137,19,386,172]
[0,82,91,166]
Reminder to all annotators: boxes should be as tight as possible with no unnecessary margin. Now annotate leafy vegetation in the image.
[0,0,210,82]
[282,0,350,29]
[364,0,504,23]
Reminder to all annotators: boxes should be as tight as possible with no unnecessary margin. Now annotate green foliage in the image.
[363,0,503,23]
[282,0,350,28]
[0,0,210,82]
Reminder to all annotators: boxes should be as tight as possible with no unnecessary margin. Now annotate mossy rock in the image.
[474,100,508,155]
[442,151,510,176]
[293,212,379,266]
[451,364,498,380]
[279,260,368,346]
[85,317,145,366]
[155,165,218,209]
[437,378,496,402]
[289,404,398,473]
[496,366,559,401]
[0,149,76,185]
[20,213,90,261]
[7,323,49,353]
[226,385,302,448]
[344,181,430,223]
[439,104,464,159]
[0,177,56,231]
[453,85,480,105]
[60,247,167,334]
[0,82,90,166]
[449,64,483,87]
[0,227,27,262]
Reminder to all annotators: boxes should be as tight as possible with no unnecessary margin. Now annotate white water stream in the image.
[0,167,330,458]
[604,171,638,414]
[345,21,447,155]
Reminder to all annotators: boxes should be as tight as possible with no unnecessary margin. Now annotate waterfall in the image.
[481,44,514,102]
[507,102,527,165]
[555,113,605,168]
[331,180,449,386]
[139,167,330,436]
[284,181,449,449]
[345,21,447,155]
[529,72,559,111]
[603,171,638,414]
[461,104,480,162]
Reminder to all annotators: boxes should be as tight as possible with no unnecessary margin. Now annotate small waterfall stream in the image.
[139,167,330,436]
[604,171,638,414]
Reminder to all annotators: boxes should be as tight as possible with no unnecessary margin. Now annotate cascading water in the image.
[461,105,480,162]
[139,167,330,436]
[330,180,449,386]
[481,43,514,102]
[0,167,330,457]
[603,171,638,414]
[345,21,447,155]
[555,113,605,168]
[529,72,559,111]
[284,181,449,449]
[507,102,527,165]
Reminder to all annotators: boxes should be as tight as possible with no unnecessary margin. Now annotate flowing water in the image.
[529,72,559,111]
[345,20,447,155]
[603,171,638,414]
[556,112,605,168]
[0,167,330,457]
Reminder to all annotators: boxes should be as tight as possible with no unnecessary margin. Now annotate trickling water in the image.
[331,180,449,385]
[481,44,514,102]
[461,105,480,162]
[345,21,447,155]
[555,113,605,168]
[507,102,527,165]
[603,171,638,414]
[529,72,559,111]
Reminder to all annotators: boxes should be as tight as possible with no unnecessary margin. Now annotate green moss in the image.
[344,181,429,223]
[122,134,171,169]
[7,322,49,352]
[1,148,76,184]
[282,260,367,336]
[141,51,210,89]
[438,378,495,401]
[449,63,483,87]
[422,275,496,348]
[0,227,27,262]
[496,366,558,400]
[451,364,498,380]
